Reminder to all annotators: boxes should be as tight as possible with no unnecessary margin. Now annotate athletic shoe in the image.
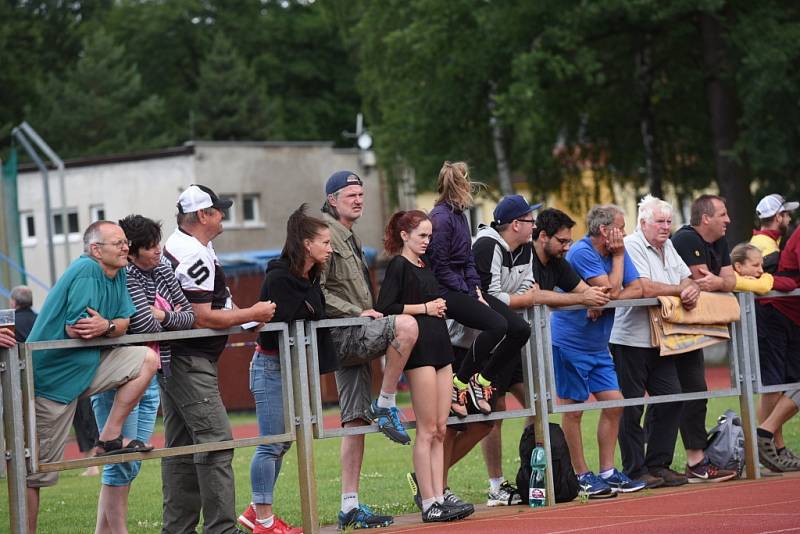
[451,383,468,418]
[602,468,646,493]
[421,502,462,523]
[649,466,688,487]
[407,472,422,510]
[443,488,475,519]
[577,471,616,499]
[632,472,664,489]
[467,373,493,414]
[758,433,784,472]
[685,459,737,483]
[778,448,800,471]
[487,480,522,506]
[253,517,303,534]
[239,503,257,532]
[337,504,393,530]
[366,400,411,445]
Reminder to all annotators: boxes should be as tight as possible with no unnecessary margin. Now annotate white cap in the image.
[177,184,232,214]
[756,194,799,218]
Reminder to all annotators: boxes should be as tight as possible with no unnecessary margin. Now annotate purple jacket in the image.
[428,203,481,297]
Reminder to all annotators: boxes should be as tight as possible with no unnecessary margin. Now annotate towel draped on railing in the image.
[649,292,740,356]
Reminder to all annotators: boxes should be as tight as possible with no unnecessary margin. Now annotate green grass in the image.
[2,396,798,533]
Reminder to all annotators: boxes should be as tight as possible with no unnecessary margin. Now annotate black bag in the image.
[516,422,579,503]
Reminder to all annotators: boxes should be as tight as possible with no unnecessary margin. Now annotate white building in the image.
[15,141,384,305]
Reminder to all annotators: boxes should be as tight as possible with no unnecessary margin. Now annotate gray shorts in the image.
[332,316,396,424]
[28,346,149,488]
[788,389,800,409]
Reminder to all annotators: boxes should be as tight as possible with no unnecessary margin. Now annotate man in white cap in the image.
[752,193,799,272]
[160,184,276,534]
[750,193,800,472]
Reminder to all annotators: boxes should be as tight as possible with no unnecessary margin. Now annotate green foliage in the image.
[194,33,270,140]
[27,28,171,158]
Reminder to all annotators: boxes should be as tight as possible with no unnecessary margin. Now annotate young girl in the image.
[426,161,530,417]
[239,204,336,534]
[732,243,773,295]
[376,210,466,523]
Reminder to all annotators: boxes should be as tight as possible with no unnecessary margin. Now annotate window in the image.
[242,194,261,226]
[219,194,236,226]
[52,209,80,242]
[20,212,36,246]
[90,205,106,222]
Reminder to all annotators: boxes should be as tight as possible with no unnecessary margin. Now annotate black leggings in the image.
[443,290,530,384]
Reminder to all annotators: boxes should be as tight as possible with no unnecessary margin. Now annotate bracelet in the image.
[424,302,428,314]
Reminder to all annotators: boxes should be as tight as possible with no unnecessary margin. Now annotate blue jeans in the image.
[91,375,160,486]
[249,352,292,504]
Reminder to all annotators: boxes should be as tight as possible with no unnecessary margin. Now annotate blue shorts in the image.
[552,345,619,402]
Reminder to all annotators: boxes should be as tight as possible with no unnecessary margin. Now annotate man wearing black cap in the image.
[160,184,277,534]
[469,195,539,506]
[320,171,419,530]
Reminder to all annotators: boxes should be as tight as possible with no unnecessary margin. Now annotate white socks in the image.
[599,468,615,479]
[489,476,504,492]
[377,390,396,409]
[421,497,436,512]
[256,515,274,528]
[341,492,359,513]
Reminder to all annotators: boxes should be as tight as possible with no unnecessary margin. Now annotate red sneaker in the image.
[253,516,303,534]
[238,504,257,532]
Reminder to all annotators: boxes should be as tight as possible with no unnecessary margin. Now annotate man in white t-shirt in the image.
[161,184,276,534]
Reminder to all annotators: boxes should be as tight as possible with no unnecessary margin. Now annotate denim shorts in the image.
[552,345,619,402]
[90,375,160,486]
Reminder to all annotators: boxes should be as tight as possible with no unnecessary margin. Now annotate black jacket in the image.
[258,258,337,374]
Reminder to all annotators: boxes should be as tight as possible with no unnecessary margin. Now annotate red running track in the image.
[362,473,800,534]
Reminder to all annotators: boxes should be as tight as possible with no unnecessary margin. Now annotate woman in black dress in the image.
[376,210,462,523]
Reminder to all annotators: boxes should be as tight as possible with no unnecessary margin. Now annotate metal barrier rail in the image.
[535,293,759,480]
[1,322,300,534]
[749,289,800,394]
[5,289,800,532]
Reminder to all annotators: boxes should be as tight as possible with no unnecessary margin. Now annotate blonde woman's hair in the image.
[730,242,761,267]
[436,161,481,211]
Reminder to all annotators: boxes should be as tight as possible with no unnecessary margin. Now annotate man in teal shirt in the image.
[26,221,159,533]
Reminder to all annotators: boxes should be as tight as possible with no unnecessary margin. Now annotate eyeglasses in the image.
[551,236,573,246]
[94,240,132,249]
[515,219,535,224]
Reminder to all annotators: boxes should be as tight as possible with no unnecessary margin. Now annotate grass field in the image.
[1,396,798,533]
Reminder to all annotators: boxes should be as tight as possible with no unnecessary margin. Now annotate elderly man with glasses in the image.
[25,220,161,533]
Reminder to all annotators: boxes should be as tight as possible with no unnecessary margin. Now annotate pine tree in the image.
[193,34,270,141]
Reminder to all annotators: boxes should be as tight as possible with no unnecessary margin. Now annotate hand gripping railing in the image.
[0,322,311,534]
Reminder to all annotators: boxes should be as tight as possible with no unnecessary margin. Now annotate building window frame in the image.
[20,212,36,247]
[242,194,263,227]
[52,208,81,244]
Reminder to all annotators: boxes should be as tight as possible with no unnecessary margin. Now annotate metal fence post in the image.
[735,292,760,479]
[2,344,29,533]
[530,305,556,506]
[290,320,319,533]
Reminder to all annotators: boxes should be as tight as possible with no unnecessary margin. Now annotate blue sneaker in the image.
[337,504,394,530]
[367,400,410,445]
[577,471,616,499]
[603,468,647,493]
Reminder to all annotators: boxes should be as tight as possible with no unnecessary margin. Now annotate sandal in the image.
[95,436,154,457]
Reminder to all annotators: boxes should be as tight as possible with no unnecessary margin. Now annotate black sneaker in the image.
[685,459,737,483]
[443,488,475,519]
[407,472,422,510]
[467,373,493,415]
[422,502,461,523]
[337,504,393,530]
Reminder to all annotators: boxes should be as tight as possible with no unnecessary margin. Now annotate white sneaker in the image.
[486,481,522,506]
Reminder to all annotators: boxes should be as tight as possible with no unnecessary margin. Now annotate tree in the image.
[193,33,270,140]
[27,28,170,158]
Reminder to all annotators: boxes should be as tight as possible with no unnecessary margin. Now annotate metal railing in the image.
[4,288,800,533]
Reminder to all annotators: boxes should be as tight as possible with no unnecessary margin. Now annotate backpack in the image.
[704,409,745,478]
[516,422,579,503]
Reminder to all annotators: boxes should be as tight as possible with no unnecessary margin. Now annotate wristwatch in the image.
[105,320,116,337]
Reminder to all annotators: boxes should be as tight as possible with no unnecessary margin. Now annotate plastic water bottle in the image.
[529,442,547,507]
